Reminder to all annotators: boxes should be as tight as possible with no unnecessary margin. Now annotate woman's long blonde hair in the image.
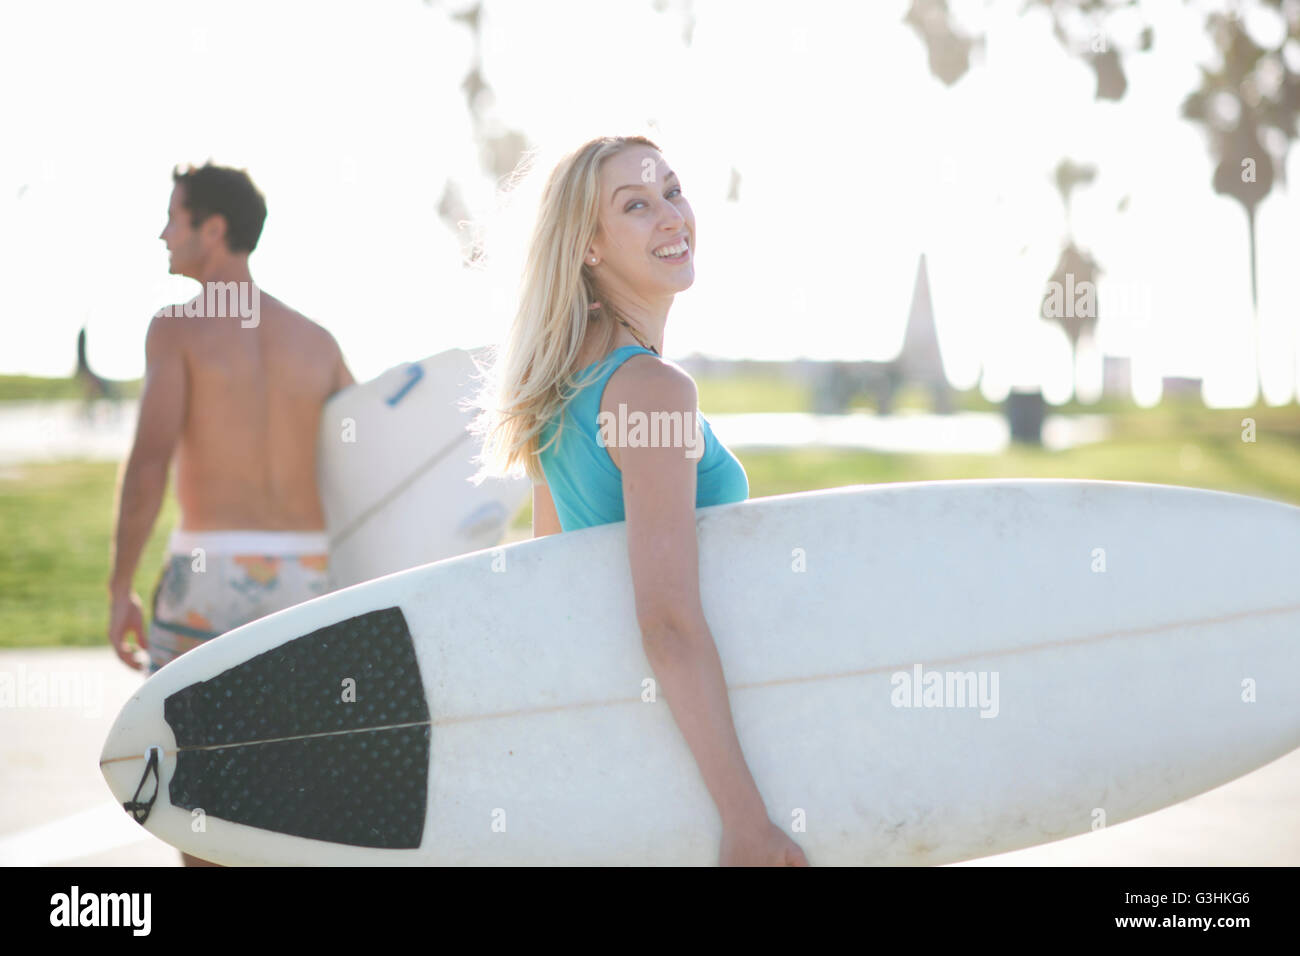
[466,135,660,484]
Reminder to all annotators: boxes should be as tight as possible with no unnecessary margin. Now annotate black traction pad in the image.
[162,606,431,849]
[169,726,430,848]
[165,606,428,745]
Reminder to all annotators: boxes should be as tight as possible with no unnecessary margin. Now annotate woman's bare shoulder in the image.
[605,353,696,411]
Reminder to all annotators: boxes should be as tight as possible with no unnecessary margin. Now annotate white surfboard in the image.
[100,480,1300,866]
[317,349,529,589]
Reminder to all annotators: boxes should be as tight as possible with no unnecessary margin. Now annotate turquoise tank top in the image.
[538,345,749,531]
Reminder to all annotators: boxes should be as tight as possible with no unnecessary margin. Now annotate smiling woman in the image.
[466,135,805,866]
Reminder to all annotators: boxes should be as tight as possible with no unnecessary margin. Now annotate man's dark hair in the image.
[171,163,267,253]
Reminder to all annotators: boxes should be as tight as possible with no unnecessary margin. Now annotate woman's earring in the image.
[589,257,597,264]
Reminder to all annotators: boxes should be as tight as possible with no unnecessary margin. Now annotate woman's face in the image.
[588,146,696,301]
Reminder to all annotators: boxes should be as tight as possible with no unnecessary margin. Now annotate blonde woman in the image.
[471,135,808,866]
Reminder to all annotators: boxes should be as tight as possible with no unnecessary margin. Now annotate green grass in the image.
[504,400,1300,532]
[0,376,85,401]
[0,462,177,648]
[693,374,812,414]
[3,400,1296,648]
[0,375,141,401]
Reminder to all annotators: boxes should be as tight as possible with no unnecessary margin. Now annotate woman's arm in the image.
[533,482,562,537]
[607,357,807,865]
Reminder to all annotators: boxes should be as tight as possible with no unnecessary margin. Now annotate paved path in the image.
[3,648,1296,866]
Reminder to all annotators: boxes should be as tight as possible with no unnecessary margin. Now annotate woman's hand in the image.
[719,819,810,866]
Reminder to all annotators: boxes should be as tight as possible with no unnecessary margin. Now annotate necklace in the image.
[613,312,658,356]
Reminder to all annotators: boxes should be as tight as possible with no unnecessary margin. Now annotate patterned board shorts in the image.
[147,530,332,674]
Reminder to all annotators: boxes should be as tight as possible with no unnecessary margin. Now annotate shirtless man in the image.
[106,164,354,865]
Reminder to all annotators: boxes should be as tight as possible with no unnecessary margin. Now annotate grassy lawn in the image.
[693,373,814,414]
[2,392,1296,649]
[0,462,178,648]
[0,375,141,401]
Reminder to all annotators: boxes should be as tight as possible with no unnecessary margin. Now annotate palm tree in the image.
[908,0,1300,401]
[1042,160,1100,400]
[1182,10,1298,396]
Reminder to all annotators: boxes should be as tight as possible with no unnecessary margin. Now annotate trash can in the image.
[1006,388,1044,445]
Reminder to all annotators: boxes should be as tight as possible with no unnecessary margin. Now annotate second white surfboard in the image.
[316,349,530,588]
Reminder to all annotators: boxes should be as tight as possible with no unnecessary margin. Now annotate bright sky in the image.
[1,0,1296,407]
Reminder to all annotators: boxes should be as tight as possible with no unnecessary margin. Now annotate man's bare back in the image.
[108,165,354,676]
[167,292,350,530]
[105,162,358,867]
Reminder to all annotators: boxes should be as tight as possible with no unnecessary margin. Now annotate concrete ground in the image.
[2,647,1297,867]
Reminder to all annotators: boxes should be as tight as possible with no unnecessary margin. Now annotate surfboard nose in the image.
[100,605,433,849]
